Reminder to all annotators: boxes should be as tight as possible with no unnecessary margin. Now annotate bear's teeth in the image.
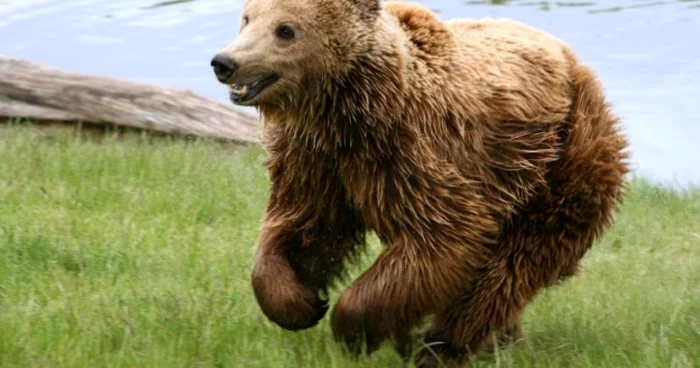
[250,80,260,88]
[239,85,249,96]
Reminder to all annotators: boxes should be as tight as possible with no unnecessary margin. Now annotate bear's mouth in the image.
[228,74,279,104]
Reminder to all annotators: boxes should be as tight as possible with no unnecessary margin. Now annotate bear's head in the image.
[210,0,384,108]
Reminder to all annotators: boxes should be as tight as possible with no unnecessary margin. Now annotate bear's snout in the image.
[210,53,238,83]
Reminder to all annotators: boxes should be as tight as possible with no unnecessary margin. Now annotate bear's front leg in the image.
[251,227,330,331]
[251,204,367,331]
[330,161,507,360]
[331,270,412,357]
[330,242,485,360]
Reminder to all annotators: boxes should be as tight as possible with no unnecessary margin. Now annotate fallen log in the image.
[0,55,261,143]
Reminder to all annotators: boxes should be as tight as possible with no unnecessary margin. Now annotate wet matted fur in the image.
[211,0,630,366]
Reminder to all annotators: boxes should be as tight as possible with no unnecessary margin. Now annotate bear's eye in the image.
[275,25,295,41]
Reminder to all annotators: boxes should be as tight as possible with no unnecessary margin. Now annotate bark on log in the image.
[0,55,261,143]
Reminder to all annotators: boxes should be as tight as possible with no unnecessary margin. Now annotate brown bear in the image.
[210,0,630,366]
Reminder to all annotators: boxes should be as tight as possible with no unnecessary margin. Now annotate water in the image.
[1,0,699,186]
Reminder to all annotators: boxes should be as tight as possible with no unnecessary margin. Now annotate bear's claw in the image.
[277,294,329,331]
[251,252,331,331]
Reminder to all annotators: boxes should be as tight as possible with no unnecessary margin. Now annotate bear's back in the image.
[447,17,568,56]
[447,17,576,123]
[383,1,577,124]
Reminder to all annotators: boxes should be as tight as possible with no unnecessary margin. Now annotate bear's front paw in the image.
[414,343,463,368]
[330,287,390,356]
[414,329,468,368]
[251,256,329,331]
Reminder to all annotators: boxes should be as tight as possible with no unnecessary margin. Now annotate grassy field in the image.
[1,123,699,368]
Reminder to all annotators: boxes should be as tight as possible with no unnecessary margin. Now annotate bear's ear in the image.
[346,0,381,18]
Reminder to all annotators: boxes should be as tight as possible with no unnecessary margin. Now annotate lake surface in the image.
[1,0,699,186]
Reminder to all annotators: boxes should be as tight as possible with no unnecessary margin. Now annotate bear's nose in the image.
[210,53,238,83]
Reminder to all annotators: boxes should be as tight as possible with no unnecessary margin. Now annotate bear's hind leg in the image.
[413,197,598,366]
[415,181,626,366]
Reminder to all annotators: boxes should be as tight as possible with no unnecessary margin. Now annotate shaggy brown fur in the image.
[211,0,630,366]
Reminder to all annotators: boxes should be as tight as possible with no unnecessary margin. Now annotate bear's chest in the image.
[337,157,420,238]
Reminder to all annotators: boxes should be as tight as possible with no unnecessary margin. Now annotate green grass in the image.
[0,123,698,368]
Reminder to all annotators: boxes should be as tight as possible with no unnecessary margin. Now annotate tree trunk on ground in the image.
[0,55,261,144]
